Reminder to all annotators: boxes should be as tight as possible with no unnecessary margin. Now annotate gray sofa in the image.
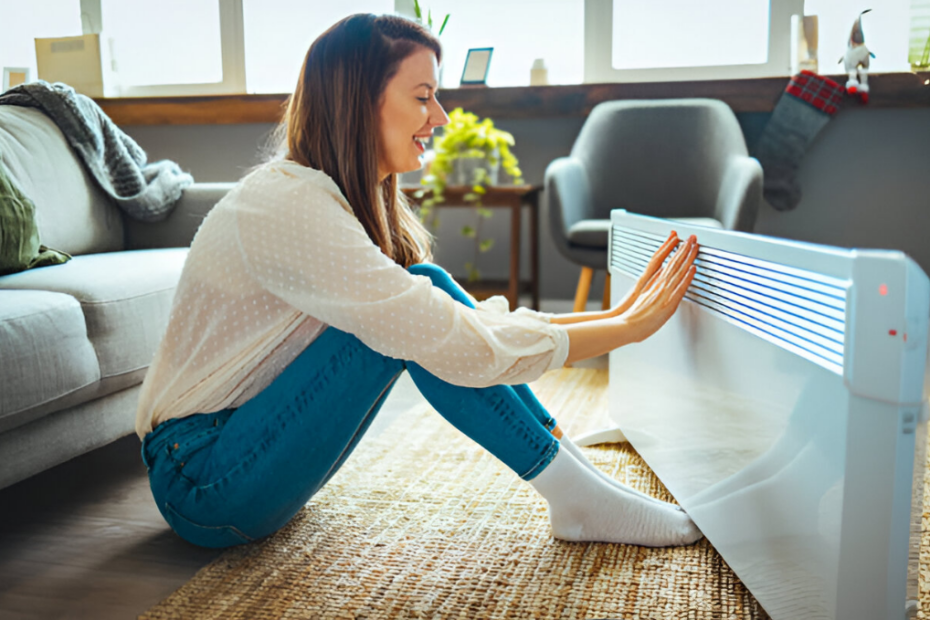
[0,105,232,490]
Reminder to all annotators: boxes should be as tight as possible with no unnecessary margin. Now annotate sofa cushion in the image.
[0,106,124,256]
[0,290,100,425]
[0,248,187,382]
[567,217,723,249]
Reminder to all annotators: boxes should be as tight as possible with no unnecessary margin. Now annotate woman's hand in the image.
[605,231,681,319]
[613,234,699,344]
[560,234,699,365]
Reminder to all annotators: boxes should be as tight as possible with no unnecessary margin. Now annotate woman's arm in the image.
[549,309,614,325]
[561,315,630,364]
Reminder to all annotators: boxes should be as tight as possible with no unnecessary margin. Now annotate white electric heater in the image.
[598,210,929,620]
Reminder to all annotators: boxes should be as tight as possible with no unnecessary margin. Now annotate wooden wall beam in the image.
[97,72,930,126]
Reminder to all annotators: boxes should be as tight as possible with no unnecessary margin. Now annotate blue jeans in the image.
[141,263,561,548]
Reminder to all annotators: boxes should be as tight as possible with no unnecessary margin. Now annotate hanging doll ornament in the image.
[839,9,876,103]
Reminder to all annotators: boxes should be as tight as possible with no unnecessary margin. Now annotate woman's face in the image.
[378,46,449,180]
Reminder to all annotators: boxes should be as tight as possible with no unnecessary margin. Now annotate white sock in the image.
[528,447,702,547]
[558,435,681,511]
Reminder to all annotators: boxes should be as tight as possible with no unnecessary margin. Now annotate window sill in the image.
[96,72,930,126]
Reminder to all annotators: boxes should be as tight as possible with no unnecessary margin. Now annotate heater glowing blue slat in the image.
[611,224,848,373]
[612,255,844,364]
[614,251,846,341]
[613,228,849,290]
[616,244,846,319]
[614,230,847,308]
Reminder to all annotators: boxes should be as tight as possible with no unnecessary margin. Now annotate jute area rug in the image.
[140,368,929,619]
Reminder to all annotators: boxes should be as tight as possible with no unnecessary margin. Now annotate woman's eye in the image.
[417,97,429,103]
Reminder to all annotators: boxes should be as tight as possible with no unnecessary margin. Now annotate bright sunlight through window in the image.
[101,0,223,86]
[0,0,81,86]
[244,0,392,94]
[612,0,770,70]
[427,0,583,88]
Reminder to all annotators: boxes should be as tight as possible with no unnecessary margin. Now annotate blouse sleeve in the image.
[471,294,557,323]
[233,169,569,388]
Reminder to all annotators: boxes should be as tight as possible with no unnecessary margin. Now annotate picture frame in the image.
[460,48,493,86]
[2,67,30,92]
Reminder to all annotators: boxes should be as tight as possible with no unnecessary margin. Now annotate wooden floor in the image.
[0,433,218,620]
[0,342,606,619]
[0,368,435,620]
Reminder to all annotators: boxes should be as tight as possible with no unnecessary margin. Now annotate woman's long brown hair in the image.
[275,13,439,268]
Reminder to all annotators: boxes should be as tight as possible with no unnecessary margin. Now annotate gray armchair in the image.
[544,98,762,312]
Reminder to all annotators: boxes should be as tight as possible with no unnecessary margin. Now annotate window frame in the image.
[88,0,413,97]
[583,0,805,83]
[86,0,245,97]
[84,0,858,97]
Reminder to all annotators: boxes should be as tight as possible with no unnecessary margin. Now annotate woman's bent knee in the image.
[407,263,474,309]
[407,262,447,282]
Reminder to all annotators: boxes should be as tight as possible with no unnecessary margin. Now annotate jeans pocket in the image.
[163,502,255,549]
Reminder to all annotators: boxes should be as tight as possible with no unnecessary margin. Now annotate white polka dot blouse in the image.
[135,160,569,439]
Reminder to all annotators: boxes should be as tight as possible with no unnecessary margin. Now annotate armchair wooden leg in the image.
[602,273,611,311]
[573,266,594,313]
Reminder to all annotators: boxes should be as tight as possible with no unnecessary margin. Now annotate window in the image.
[0,0,82,89]
[98,0,244,97]
[585,0,804,82]
[102,0,223,87]
[241,0,582,93]
[243,0,392,94]
[424,0,584,89]
[611,0,769,70]
[3,0,921,99]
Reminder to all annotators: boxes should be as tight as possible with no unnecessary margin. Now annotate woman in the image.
[136,13,701,550]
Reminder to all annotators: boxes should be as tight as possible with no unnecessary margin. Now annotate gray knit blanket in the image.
[0,81,193,222]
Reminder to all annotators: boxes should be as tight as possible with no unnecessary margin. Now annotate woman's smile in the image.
[413,134,431,154]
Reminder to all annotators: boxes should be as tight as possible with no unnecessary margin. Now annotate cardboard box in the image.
[35,33,113,98]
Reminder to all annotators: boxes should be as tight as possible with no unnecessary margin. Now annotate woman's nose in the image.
[431,101,450,128]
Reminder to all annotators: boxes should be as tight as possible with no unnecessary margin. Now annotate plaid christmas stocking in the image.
[753,71,845,211]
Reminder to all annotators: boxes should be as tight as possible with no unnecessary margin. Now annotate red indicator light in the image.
[879,284,888,296]
[889,329,898,336]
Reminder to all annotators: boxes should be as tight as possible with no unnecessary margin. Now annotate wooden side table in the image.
[402,185,542,311]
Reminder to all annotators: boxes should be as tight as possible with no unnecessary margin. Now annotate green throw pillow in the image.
[0,161,71,276]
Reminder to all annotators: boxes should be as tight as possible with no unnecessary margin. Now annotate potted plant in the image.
[416,108,524,283]
[413,0,450,38]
